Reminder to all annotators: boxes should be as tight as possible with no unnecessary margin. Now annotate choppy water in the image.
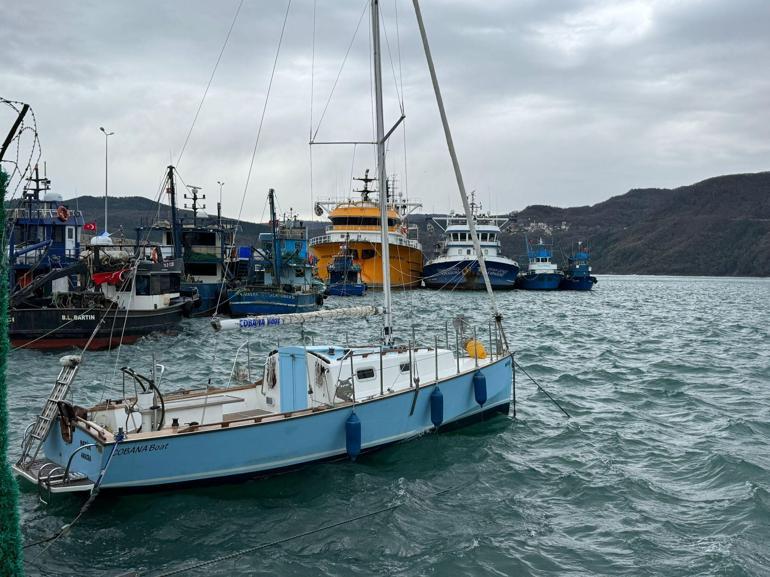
[8,276,770,576]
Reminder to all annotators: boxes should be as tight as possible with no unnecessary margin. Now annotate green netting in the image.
[0,167,25,575]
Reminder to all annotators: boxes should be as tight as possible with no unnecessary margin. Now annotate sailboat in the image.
[13,0,514,494]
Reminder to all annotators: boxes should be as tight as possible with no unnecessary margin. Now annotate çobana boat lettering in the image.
[13,0,515,494]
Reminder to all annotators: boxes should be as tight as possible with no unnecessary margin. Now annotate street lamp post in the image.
[99,127,114,233]
[216,180,224,226]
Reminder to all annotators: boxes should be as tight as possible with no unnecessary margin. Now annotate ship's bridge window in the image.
[489,234,496,242]
[480,233,487,241]
[451,233,458,241]
[331,217,398,227]
[356,367,375,381]
[183,230,217,247]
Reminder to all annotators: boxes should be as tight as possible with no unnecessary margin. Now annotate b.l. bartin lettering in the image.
[61,313,96,321]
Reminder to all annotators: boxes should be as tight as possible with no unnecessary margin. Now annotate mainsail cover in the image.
[212,306,383,331]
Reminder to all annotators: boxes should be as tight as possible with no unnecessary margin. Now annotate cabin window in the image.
[67,227,74,240]
[182,231,217,247]
[295,268,305,278]
[135,275,150,295]
[361,249,376,259]
[356,367,375,380]
[466,249,472,255]
[150,274,181,294]
[480,233,487,241]
[399,362,410,373]
[484,249,488,255]
[330,217,398,227]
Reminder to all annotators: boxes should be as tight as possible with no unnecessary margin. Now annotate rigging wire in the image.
[311,0,370,143]
[175,0,245,169]
[309,0,317,218]
[212,0,293,319]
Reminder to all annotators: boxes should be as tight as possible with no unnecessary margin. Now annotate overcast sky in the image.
[2,0,769,222]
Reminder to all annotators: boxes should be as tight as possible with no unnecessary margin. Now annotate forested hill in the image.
[49,171,770,277]
[512,172,770,276]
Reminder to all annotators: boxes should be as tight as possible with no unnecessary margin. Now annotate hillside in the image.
[44,171,770,277]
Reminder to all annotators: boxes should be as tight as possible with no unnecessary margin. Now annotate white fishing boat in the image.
[14,0,514,495]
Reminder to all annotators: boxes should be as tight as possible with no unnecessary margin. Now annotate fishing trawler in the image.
[6,165,85,295]
[7,167,195,349]
[423,197,519,290]
[560,241,597,291]
[517,236,563,290]
[325,235,367,296]
[136,166,235,317]
[310,170,423,289]
[13,0,513,494]
[226,189,324,316]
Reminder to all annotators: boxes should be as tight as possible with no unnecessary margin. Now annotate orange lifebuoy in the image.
[56,206,70,221]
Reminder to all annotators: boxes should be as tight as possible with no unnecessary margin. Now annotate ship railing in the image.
[309,233,420,250]
[7,208,84,220]
[295,317,508,401]
[278,229,306,240]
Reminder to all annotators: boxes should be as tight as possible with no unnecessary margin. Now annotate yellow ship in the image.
[310,171,423,289]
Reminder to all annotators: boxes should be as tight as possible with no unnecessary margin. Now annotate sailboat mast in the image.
[411,0,499,318]
[371,0,393,346]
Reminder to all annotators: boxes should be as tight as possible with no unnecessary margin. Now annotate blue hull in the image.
[227,289,321,316]
[325,283,367,297]
[517,273,562,290]
[183,281,225,316]
[559,275,597,291]
[37,356,513,490]
[423,260,519,290]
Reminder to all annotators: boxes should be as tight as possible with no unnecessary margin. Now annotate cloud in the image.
[2,0,768,223]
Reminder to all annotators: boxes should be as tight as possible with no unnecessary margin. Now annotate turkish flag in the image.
[83,222,97,231]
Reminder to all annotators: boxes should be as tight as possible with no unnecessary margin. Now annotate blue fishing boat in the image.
[13,0,514,494]
[560,241,597,291]
[423,195,518,290]
[6,164,85,294]
[517,237,563,290]
[325,238,367,296]
[226,189,324,317]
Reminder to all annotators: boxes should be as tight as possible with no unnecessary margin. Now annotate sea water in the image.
[8,276,770,576]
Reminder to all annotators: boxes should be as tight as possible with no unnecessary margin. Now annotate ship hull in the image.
[9,304,187,350]
[559,275,597,291]
[183,281,226,316]
[423,259,519,290]
[312,241,423,290]
[517,272,562,291]
[227,288,322,317]
[325,283,367,297]
[22,355,512,491]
